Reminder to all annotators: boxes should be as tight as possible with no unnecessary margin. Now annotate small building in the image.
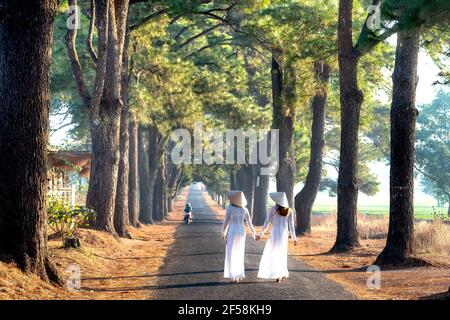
[47,150,91,206]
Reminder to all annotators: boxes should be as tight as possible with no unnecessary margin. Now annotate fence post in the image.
[71,184,76,207]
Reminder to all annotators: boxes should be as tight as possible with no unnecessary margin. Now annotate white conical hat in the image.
[227,190,247,207]
[269,192,289,208]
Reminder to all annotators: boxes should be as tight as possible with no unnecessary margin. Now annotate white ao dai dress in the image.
[258,206,297,279]
[221,205,256,279]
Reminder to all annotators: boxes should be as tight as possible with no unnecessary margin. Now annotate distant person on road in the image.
[221,191,257,283]
[256,192,297,283]
[183,203,193,224]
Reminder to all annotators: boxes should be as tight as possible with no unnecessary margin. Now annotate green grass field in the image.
[266,198,448,220]
[312,204,449,220]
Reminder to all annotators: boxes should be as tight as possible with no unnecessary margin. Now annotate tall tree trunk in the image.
[148,125,166,221]
[153,165,164,221]
[0,0,63,285]
[295,62,330,235]
[271,52,296,208]
[66,0,130,233]
[222,195,227,209]
[168,194,173,213]
[163,154,169,219]
[230,167,238,190]
[167,154,181,213]
[236,165,254,215]
[88,112,121,232]
[114,28,131,238]
[330,0,363,252]
[253,166,270,226]
[166,142,176,213]
[375,28,421,266]
[128,113,139,226]
[163,185,168,218]
[138,126,153,224]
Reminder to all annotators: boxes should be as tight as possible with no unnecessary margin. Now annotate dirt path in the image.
[148,184,356,300]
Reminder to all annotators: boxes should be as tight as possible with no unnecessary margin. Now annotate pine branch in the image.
[64,0,92,109]
[89,0,109,115]
[86,0,98,63]
[178,22,225,48]
[184,39,234,59]
[129,8,170,32]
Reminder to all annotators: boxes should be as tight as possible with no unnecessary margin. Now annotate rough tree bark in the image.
[162,153,169,219]
[114,27,131,238]
[236,165,254,215]
[295,62,330,235]
[253,164,270,226]
[128,113,140,226]
[87,112,121,232]
[168,193,174,212]
[271,51,296,208]
[0,0,63,285]
[375,28,421,266]
[167,151,182,213]
[222,195,227,209]
[163,178,168,219]
[330,0,363,252]
[153,164,165,221]
[167,166,176,213]
[230,168,238,190]
[148,125,167,221]
[138,126,153,224]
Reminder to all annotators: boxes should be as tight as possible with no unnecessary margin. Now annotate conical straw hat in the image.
[269,192,289,208]
[227,190,247,207]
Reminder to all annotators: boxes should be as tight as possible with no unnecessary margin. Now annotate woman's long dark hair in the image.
[276,204,290,216]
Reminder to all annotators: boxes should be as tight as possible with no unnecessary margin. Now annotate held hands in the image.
[254,235,261,241]
[293,240,298,246]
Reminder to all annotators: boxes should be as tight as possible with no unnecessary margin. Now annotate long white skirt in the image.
[224,223,246,279]
[258,230,289,279]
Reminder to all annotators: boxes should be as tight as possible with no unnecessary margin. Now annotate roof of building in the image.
[48,150,91,178]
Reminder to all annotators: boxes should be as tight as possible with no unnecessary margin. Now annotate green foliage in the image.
[130,14,205,136]
[319,177,338,197]
[47,197,96,244]
[415,89,450,205]
[381,0,450,30]
[192,164,229,196]
[357,0,450,55]
[319,161,380,197]
[365,104,391,160]
[51,2,95,144]
[322,101,386,197]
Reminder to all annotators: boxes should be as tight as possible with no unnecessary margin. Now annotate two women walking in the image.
[221,190,297,283]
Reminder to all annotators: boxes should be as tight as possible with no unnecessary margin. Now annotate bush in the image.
[47,197,96,248]
[413,219,450,256]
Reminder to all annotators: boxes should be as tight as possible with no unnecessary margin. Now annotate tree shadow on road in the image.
[83,267,265,282]
[83,278,276,293]
[289,266,368,274]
